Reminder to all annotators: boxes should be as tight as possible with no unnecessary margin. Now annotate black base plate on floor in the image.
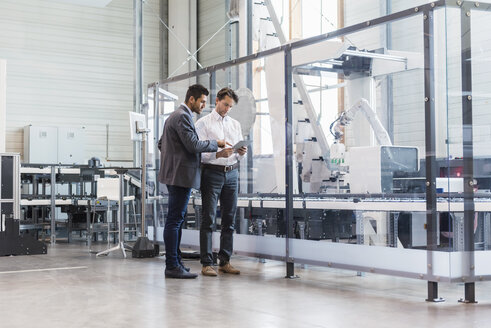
[132,236,157,258]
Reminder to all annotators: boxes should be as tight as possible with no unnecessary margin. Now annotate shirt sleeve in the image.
[176,114,218,153]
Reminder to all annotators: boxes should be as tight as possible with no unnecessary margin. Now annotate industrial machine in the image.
[0,153,46,256]
[19,163,142,246]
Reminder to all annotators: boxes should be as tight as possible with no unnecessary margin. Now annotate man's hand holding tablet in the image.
[232,140,251,156]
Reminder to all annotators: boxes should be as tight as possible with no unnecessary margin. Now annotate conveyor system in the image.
[188,194,491,250]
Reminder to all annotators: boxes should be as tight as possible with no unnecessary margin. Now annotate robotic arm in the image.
[331,98,392,146]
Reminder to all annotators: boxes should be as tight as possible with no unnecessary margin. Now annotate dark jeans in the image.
[200,168,238,266]
[164,184,191,268]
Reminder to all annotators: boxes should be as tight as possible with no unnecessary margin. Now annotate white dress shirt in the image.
[195,109,245,166]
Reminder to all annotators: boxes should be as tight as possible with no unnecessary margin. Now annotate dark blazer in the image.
[158,105,218,189]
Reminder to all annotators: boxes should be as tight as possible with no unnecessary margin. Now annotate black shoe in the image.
[179,262,190,272]
[165,266,197,279]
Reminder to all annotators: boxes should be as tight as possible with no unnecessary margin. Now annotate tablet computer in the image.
[232,140,251,150]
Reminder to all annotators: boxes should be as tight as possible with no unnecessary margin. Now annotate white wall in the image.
[197,0,234,89]
[0,0,161,163]
[168,0,197,78]
[198,0,227,68]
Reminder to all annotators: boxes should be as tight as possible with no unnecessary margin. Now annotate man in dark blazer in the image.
[158,84,227,279]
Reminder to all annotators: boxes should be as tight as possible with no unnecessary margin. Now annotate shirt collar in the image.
[181,103,192,115]
[212,109,228,122]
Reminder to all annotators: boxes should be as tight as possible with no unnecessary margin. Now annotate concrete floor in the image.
[0,243,490,328]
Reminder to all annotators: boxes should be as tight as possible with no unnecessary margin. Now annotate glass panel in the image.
[292,15,425,197]
[344,0,437,26]
[253,1,443,53]
[441,6,463,283]
[470,6,491,278]
[239,52,287,259]
[287,12,443,278]
[148,75,209,245]
[153,57,287,260]
[152,2,491,284]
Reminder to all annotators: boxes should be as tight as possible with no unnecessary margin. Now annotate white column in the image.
[168,0,197,76]
[0,59,6,153]
[237,0,249,89]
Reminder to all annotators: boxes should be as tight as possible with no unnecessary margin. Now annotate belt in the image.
[202,162,239,173]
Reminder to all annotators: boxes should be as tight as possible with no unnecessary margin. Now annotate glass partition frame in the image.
[153,0,491,301]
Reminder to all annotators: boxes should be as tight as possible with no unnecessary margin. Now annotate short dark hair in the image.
[216,87,239,104]
[185,84,209,103]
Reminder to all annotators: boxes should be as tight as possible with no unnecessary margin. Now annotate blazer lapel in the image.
[180,105,196,132]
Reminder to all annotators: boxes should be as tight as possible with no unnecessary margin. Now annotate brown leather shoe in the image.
[218,263,240,274]
[201,266,217,276]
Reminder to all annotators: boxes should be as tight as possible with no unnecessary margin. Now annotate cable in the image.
[289,2,356,47]
[143,1,204,69]
[144,1,237,79]
[329,116,341,138]
[168,18,233,78]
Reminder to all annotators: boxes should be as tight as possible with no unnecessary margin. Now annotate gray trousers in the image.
[199,167,238,266]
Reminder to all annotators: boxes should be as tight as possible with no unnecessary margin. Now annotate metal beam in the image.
[160,1,446,84]
[423,8,444,303]
[284,47,295,278]
[459,2,477,304]
[134,0,143,167]
[264,0,331,165]
[50,166,56,244]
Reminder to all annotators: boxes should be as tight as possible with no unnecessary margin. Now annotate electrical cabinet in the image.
[24,125,85,164]
[58,127,85,164]
[23,126,58,163]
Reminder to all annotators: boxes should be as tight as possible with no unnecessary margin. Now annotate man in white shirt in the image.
[195,87,247,276]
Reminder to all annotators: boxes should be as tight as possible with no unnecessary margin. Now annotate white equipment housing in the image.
[349,146,419,194]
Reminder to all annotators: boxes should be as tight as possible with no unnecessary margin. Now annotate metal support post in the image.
[391,212,399,248]
[246,0,254,194]
[134,0,143,113]
[427,281,439,302]
[209,71,216,107]
[132,119,156,258]
[384,0,394,141]
[484,213,491,250]
[133,0,143,166]
[86,204,91,247]
[462,282,476,304]
[423,9,443,302]
[459,3,476,304]
[96,171,132,258]
[141,132,147,237]
[50,166,56,244]
[246,0,253,89]
[284,47,296,279]
[355,210,365,276]
[153,83,160,244]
